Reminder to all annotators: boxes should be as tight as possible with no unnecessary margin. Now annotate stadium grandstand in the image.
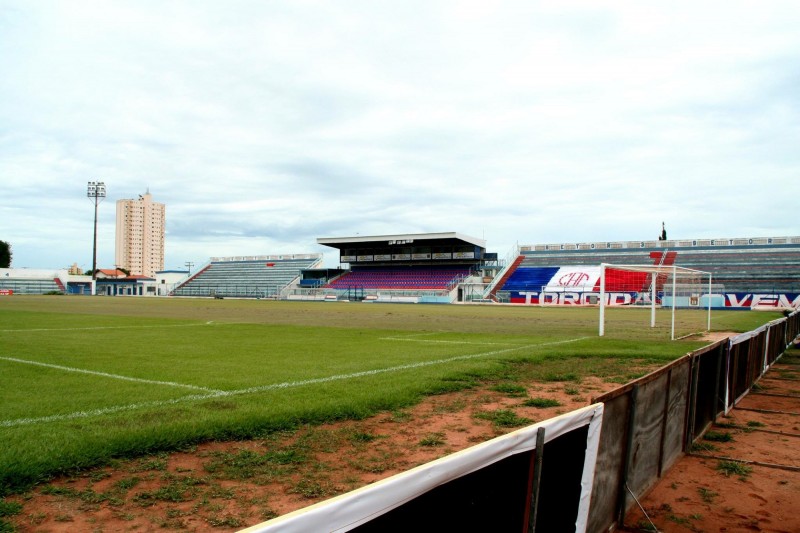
[171,254,322,298]
[4,233,799,310]
[492,235,800,310]
[0,268,92,295]
[295,232,500,303]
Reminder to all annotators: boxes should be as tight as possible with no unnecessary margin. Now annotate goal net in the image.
[598,263,717,340]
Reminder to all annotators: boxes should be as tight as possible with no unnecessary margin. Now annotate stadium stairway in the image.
[488,255,524,301]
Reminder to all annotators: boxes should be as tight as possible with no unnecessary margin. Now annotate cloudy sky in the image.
[1,1,798,271]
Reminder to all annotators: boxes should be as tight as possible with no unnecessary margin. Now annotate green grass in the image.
[474,409,533,428]
[419,433,446,447]
[523,397,562,408]
[690,441,717,453]
[489,383,528,397]
[0,296,781,496]
[698,487,718,503]
[703,431,734,443]
[716,460,752,480]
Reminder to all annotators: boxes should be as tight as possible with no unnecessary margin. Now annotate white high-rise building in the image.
[115,191,165,278]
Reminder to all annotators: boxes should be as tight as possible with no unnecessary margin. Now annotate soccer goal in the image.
[598,263,715,340]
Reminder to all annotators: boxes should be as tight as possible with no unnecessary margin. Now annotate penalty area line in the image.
[0,356,222,393]
[0,323,212,333]
[0,336,589,428]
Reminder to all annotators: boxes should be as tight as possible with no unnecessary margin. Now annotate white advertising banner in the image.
[544,266,602,292]
[241,403,604,533]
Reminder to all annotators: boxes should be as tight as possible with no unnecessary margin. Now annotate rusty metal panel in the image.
[587,393,630,533]
[661,360,690,472]
[626,373,669,497]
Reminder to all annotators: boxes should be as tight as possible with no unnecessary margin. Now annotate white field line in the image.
[0,336,589,428]
[0,323,211,333]
[380,336,522,346]
[0,356,222,393]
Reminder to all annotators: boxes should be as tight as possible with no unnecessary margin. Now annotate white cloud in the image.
[1,1,799,269]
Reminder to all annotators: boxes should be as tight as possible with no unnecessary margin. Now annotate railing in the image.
[480,243,521,299]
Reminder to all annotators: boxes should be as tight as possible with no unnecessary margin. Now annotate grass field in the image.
[0,295,781,497]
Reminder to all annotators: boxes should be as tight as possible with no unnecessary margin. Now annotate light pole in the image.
[87,181,106,290]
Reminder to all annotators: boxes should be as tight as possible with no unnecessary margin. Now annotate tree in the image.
[0,240,11,268]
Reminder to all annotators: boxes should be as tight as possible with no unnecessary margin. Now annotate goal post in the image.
[598,263,715,340]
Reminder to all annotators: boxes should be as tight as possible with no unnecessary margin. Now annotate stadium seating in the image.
[510,246,800,294]
[500,266,560,294]
[326,266,472,291]
[172,257,320,298]
[0,277,62,294]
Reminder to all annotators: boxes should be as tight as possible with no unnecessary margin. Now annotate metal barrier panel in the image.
[660,361,691,474]
[767,319,787,366]
[625,360,691,510]
[588,357,688,531]
[588,311,799,532]
[586,393,630,532]
[688,341,726,443]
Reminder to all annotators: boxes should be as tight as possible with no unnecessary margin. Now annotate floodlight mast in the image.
[87,181,106,291]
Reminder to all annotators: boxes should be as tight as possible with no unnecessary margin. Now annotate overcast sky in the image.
[1,1,798,271]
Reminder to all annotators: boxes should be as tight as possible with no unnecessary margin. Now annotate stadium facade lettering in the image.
[511,291,800,308]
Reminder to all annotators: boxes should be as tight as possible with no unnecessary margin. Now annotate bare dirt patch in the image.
[622,358,800,533]
[694,331,738,343]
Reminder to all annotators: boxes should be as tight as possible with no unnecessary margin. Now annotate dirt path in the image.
[622,351,800,533]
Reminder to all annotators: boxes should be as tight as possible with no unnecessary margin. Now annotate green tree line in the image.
[0,240,10,268]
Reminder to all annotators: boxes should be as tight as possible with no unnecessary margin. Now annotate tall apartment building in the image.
[115,191,165,278]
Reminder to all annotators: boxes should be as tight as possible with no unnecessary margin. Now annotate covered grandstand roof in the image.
[317,232,486,250]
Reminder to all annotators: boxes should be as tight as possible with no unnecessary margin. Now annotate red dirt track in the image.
[622,350,800,533]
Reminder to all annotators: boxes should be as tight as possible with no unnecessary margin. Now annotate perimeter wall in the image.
[587,309,800,532]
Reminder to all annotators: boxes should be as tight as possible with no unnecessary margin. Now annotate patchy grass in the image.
[703,431,733,443]
[288,478,341,500]
[133,475,207,506]
[690,441,718,453]
[0,499,22,533]
[542,372,581,383]
[348,431,379,444]
[716,460,752,480]
[204,448,306,483]
[489,383,528,397]
[474,409,533,428]
[419,433,446,447]
[522,397,562,408]
[698,487,718,503]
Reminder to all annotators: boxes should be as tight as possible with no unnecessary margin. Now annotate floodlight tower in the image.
[87,181,107,287]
